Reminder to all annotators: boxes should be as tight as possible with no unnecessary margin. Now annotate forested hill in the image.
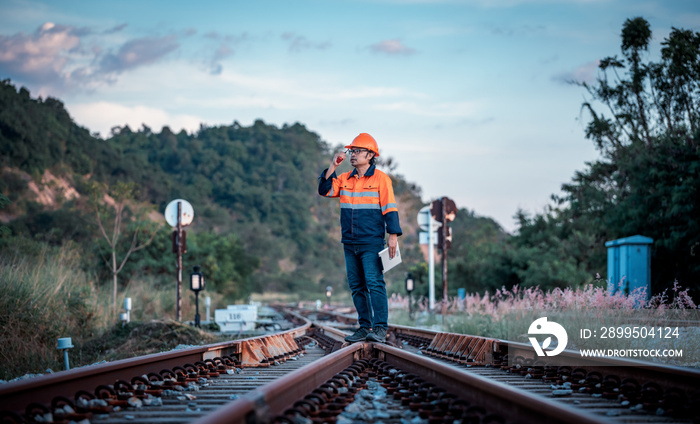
[0,79,424,299]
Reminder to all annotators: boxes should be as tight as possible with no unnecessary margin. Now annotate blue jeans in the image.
[343,243,388,330]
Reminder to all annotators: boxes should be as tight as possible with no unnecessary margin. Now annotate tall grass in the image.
[389,283,699,366]
[0,244,101,380]
[0,242,231,381]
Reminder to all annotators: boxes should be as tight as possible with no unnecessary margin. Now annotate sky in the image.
[1,0,698,233]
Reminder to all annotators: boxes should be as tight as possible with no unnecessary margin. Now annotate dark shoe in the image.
[366,327,387,343]
[345,327,371,342]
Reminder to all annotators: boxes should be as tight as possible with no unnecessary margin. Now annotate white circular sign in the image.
[164,199,194,227]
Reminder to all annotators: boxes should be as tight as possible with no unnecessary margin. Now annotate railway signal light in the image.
[190,266,205,291]
[405,273,414,293]
[430,197,457,313]
[190,265,205,327]
[430,197,457,252]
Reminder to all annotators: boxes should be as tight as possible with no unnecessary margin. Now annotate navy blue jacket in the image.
[318,164,402,245]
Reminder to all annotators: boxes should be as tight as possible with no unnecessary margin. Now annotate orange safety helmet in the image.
[344,133,379,157]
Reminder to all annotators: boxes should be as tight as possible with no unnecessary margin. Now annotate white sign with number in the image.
[215,305,258,333]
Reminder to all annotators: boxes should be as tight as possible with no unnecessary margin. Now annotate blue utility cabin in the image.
[605,235,653,299]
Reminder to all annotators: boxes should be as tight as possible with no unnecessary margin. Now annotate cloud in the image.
[201,32,251,74]
[99,35,179,74]
[206,43,234,75]
[203,31,250,43]
[551,60,599,85]
[105,24,128,34]
[69,101,203,138]
[0,22,183,94]
[369,39,416,55]
[0,22,84,89]
[281,32,331,52]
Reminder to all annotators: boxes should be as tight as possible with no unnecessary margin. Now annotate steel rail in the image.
[326,319,700,421]
[387,323,700,391]
[0,311,312,418]
[372,342,610,424]
[193,341,612,424]
[307,309,700,397]
[194,343,367,424]
[3,306,696,423]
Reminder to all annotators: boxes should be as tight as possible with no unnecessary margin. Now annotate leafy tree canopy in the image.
[513,17,700,296]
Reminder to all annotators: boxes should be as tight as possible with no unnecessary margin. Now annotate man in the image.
[318,133,402,343]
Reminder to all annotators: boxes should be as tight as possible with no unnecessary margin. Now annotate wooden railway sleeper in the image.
[433,333,458,357]
[420,333,496,367]
[237,333,304,367]
[454,335,476,360]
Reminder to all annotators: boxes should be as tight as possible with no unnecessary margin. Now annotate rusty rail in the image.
[388,323,700,392]
[388,322,700,420]
[194,341,611,424]
[195,343,367,424]
[3,306,698,423]
[0,311,311,418]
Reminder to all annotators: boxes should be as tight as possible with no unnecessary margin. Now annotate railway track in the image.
[388,323,700,424]
[1,307,698,424]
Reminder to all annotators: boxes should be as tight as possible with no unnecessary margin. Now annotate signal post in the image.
[431,197,457,315]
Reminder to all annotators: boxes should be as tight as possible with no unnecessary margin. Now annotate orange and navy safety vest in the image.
[318,164,402,245]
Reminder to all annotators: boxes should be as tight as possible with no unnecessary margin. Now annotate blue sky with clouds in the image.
[1,0,698,232]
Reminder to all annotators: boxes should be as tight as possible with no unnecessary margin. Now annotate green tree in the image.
[91,181,160,314]
[575,17,700,294]
[186,232,259,301]
[0,80,96,175]
[512,17,700,296]
[581,17,699,153]
[0,78,425,303]
[448,209,515,294]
